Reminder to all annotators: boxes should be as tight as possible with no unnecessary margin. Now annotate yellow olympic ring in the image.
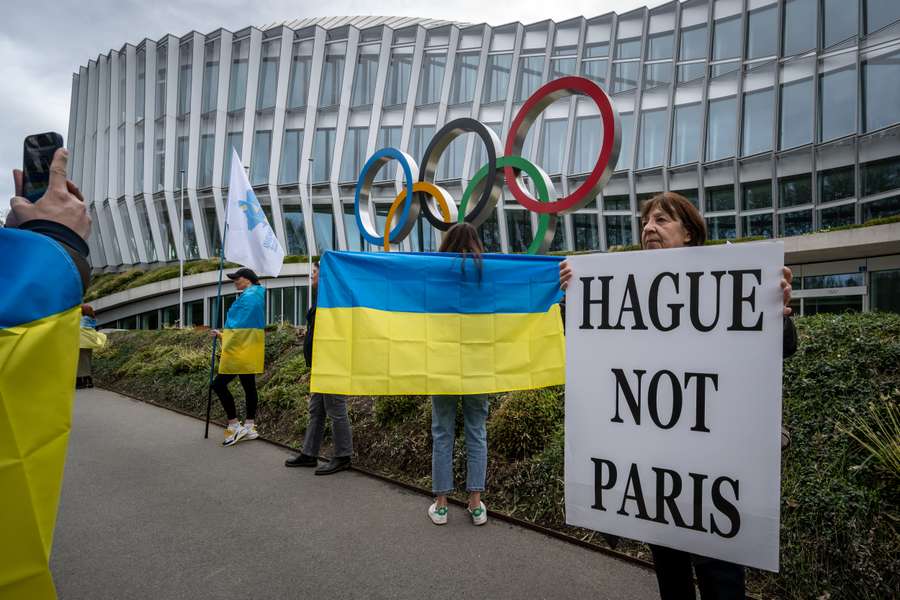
[383,182,457,251]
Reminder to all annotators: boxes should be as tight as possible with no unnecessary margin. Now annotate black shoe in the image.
[314,456,351,476]
[86,377,94,388]
[75,377,85,389]
[284,453,318,468]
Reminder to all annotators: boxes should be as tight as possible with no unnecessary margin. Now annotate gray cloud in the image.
[0,0,652,212]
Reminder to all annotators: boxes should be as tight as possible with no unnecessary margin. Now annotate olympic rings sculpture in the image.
[353,76,621,254]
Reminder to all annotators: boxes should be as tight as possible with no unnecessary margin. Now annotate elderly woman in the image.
[560,192,796,600]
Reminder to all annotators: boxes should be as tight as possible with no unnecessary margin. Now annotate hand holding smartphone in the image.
[22,132,64,202]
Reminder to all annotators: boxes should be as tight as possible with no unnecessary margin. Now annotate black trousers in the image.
[650,545,745,600]
[212,374,258,421]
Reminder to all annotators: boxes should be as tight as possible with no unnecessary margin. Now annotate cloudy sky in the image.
[0,0,660,212]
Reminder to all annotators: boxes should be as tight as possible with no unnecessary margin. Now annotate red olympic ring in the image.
[504,76,620,215]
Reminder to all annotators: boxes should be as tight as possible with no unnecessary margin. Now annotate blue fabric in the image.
[80,316,97,329]
[431,395,489,494]
[318,251,564,314]
[0,228,83,329]
[224,284,266,329]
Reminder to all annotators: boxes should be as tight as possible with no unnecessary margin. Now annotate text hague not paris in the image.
[576,269,769,541]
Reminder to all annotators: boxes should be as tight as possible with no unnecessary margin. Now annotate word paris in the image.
[565,242,785,572]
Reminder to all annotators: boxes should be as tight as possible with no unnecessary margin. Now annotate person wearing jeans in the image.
[427,223,491,527]
[285,262,354,475]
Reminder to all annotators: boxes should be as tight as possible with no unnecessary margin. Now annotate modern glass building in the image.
[69,4,900,324]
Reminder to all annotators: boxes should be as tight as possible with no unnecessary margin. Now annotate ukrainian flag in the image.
[219,284,266,374]
[0,228,84,599]
[310,251,566,396]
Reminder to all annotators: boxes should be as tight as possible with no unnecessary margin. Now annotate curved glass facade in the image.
[67,6,900,269]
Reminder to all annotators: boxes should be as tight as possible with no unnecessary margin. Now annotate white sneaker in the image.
[428,502,449,525]
[222,423,243,446]
[241,423,259,441]
[468,502,487,526]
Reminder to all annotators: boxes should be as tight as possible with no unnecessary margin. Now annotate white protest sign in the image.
[565,242,784,572]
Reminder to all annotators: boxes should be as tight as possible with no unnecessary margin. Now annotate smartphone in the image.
[22,132,64,202]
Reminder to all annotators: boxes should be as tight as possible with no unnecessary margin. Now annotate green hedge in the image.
[92,313,899,598]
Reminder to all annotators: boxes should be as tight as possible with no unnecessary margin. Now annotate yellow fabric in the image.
[79,328,107,350]
[0,306,79,600]
[310,305,565,395]
[219,328,264,374]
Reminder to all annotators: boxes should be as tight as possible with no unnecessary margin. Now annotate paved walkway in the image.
[51,389,658,599]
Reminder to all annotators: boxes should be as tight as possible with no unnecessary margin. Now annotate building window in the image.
[647,32,673,60]
[611,61,639,93]
[637,108,666,169]
[482,53,512,103]
[198,134,214,188]
[746,5,778,59]
[136,49,146,121]
[617,113,634,171]
[256,40,280,111]
[351,46,380,107]
[819,65,857,141]
[573,213,600,250]
[319,44,346,108]
[862,195,900,220]
[154,134,165,192]
[117,125,126,195]
[287,41,312,109]
[713,16,741,61]
[539,119,568,174]
[742,180,772,210]
[604,194,630,211]
[819,166,855,203]
[742,88,775,156]
[865,0,900,34]
[450,52,479,104]
[135,199,156,261]
[550,57,577,79]
[250,130,272,185]
[743,212,774,238]
[418,52,447,105]
[780,209,813,236]
[155,197,177,260]
[204,204,221,256]
[585,41,610,59]
[437,136,467,181]
[515,55,545,101]
[679,24,707,62]
[339,127,369,182]
[605,215,633,247]
[870,268,900,313]
[506,210,531,253]
[615,37,641,60]
[861,156,900,196]
[375,126,401,181]
[134,128,144,192]
[819,203,856,228]
[282,204,307,255]
[384,48,413,106]
[706,185,735,212]
[643,62,672,89]
[672,103,702,166]
[278,129,302,185]
[227,39,249,112]
[677,62,705,83]
[779,174,813,208]
[201,41,220,113]
[582,58,608,86]
[177,42,192,116]
[780,77,814,149]
[706,97,737,161]
[175,136,188,189]
[823,0,859,48]
[155,45,167,119]
[222,131,242,186]
[311,128,335,183]
[572,116,601,174]
[312,205,335,252]
[707,215,736,240]
[783,0,817,56]
[862,47,900,132]
[342,204,364,251]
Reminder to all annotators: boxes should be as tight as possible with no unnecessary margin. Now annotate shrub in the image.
[488,387,564,460]
[374,395,427,427]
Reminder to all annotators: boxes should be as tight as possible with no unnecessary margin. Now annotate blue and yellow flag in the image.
[0,228,84,599]
[310,251,566,396]
[219,284,266,374]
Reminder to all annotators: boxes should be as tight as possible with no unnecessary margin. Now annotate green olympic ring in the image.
[460,155,556,255]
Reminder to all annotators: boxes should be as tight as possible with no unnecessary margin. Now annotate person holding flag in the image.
[205,148,285,445]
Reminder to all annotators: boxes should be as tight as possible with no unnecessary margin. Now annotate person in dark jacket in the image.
[560,192,797,600]
[284,262,354,475]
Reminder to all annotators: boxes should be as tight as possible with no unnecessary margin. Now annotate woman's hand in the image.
[781,266,793,316]
[210,329,222,339]
[560,260,573,291]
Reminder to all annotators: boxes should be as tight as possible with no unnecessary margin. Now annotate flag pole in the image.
[204,156,235,438]
[178,169,185,328]
[306,157,314,310]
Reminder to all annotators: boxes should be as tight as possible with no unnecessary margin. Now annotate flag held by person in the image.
[224,148,285,277]
[310,251,566,396]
